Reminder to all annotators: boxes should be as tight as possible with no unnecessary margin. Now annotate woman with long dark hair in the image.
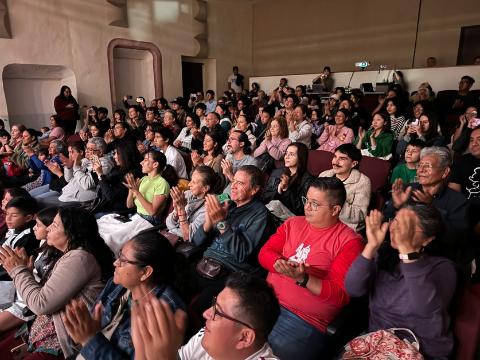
[263,142,313,216]
[345,205,456,359]
[63,231,185,359]
[0,207,114,359]
[90,141,143,214]
[54,85,79,135]
[356,112,394,159]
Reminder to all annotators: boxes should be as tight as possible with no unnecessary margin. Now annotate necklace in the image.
[132,286,156,304]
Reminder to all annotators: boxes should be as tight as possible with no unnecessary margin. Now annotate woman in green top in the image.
[124,150,178,224]
[97,150,178,253]
[356,112,394,159]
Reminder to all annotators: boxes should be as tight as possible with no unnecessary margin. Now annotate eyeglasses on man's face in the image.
[301,196,332,211]
[210,296,254,330]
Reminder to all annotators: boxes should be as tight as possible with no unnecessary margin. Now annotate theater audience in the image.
[0,207,113,359]
[345,206,456,359]
[153,126,188,179]
[356,112,394,159]
[263,142,313,217]
[259,177,363,359]
[165,165,218,244]
[287,104,312,148]
[385,146,469,266]
[319,144,371,232]
[63,231,185,359]
[54,85,79,135]
[97,150,177,252]
[316,109,354,152]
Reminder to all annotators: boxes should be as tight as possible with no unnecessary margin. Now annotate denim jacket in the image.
[79,278,185,360]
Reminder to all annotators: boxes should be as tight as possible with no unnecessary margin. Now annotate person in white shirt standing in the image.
[227,66,244,94]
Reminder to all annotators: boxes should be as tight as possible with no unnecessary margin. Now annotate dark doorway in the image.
[182,62,203,100]
[457,25,480,65]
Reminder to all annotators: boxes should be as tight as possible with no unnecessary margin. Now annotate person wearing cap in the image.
[171,97,188,128]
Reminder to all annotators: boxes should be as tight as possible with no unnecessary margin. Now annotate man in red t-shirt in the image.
[259,177,364,360]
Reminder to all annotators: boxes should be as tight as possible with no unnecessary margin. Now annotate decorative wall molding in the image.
[0,0,12,38]
[106,0,128,28]
[107,39,163,109]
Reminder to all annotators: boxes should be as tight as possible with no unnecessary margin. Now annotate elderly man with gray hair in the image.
[384,146,469,267]
[56,137,114,205]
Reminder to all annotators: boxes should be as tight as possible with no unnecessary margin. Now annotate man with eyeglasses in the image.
[191,165,275,324]
[386,146,468,267]
[258,177,363,359]
[131,272,280,360]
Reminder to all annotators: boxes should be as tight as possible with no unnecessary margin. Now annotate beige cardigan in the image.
[10,249,105,358]
[319,169,371,232]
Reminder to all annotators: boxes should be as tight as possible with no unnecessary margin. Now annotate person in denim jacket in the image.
[63,231,185,360]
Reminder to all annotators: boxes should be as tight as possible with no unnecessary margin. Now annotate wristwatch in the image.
[296,273,309,288]
[398,252,421,261]
[216,221,227,231]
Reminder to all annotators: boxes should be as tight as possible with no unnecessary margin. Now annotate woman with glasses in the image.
[263,142,313,217]
[345,206,456,359]
[62,231,185,360]
[0,207,113,359]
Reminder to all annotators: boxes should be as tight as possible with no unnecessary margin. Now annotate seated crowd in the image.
[0,67,478,360]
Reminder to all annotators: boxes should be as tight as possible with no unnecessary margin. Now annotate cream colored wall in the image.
[207,0,253,94]
[113,48,155,106]
[252,0,480,76]
[0,0,203,128]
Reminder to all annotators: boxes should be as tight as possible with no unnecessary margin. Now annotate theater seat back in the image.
[308,150,334,177]
[359,156,391,210]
